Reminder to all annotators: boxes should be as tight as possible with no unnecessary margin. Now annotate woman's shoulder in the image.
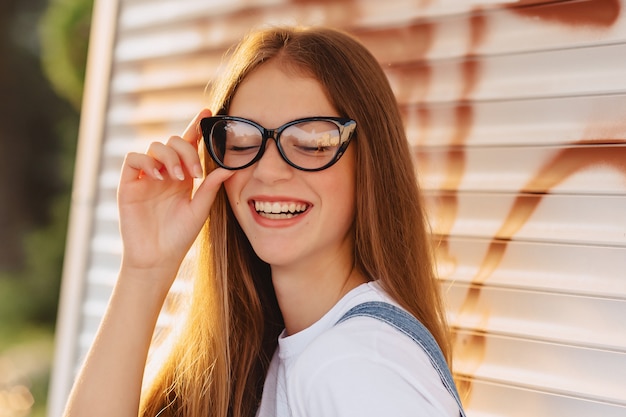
[298,308,436,372]
[310,281,425,363]
[287,302,459,416]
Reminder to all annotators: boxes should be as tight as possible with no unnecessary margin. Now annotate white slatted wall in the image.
[50,0,626,416]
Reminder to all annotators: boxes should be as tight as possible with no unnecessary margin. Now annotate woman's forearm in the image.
[62,268,172,417]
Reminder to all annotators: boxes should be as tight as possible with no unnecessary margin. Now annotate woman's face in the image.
[223,60,357,271]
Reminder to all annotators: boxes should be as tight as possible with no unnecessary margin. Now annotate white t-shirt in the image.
[256,281,459,417]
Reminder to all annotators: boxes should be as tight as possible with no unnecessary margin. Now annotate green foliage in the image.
[0,194,69,326]
[39,0,93,109]
[0,110,79,327]
[8,0,92,325]
[21,186,72,324]
[0,0,92,415]
[0,0,91,329]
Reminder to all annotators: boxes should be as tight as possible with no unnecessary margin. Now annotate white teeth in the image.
[261,212,296,220]
[254,200,308,217]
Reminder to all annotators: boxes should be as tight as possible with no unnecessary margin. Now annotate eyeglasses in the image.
[201,116,356,171]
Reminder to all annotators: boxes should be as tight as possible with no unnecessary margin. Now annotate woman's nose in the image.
[252,139,293,183]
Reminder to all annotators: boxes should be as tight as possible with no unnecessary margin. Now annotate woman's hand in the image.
[117,109,233,281]
[63,109,234,417]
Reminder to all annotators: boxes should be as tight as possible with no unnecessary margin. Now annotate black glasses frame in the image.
[201,116,357,172]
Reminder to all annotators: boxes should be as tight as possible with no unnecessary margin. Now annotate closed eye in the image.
[227,144,261,153]
[296,145,333,153]
[229,145,258,150]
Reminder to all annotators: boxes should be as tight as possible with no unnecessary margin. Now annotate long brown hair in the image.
[140,26,451,417]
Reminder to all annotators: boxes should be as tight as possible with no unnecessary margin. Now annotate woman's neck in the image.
[271,256,366,336]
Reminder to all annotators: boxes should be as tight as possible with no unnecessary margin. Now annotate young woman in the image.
[63,26,465,417]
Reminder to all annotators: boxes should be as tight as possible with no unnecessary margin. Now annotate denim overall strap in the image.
[336,301,466,417]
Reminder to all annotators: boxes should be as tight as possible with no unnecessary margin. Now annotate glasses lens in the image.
[280,120,343,170]
[210,119,262,169]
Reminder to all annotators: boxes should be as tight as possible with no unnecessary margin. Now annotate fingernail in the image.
[153,168,164,181]
[193,164,203,178]
[174,166,185,181]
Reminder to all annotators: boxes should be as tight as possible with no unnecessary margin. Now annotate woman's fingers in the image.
[163,135,203,179]
[120,151,165,183]
[120,109,213,178]
[189,168,234,218]
[130,136,199,182]
[121,109,212,183]
[182,108,212,146]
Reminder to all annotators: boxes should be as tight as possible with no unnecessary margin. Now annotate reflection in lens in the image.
[213,120,262,168]
[281,121,340,169]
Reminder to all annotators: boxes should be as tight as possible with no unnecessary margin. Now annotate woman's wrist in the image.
[117,262,180,302]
